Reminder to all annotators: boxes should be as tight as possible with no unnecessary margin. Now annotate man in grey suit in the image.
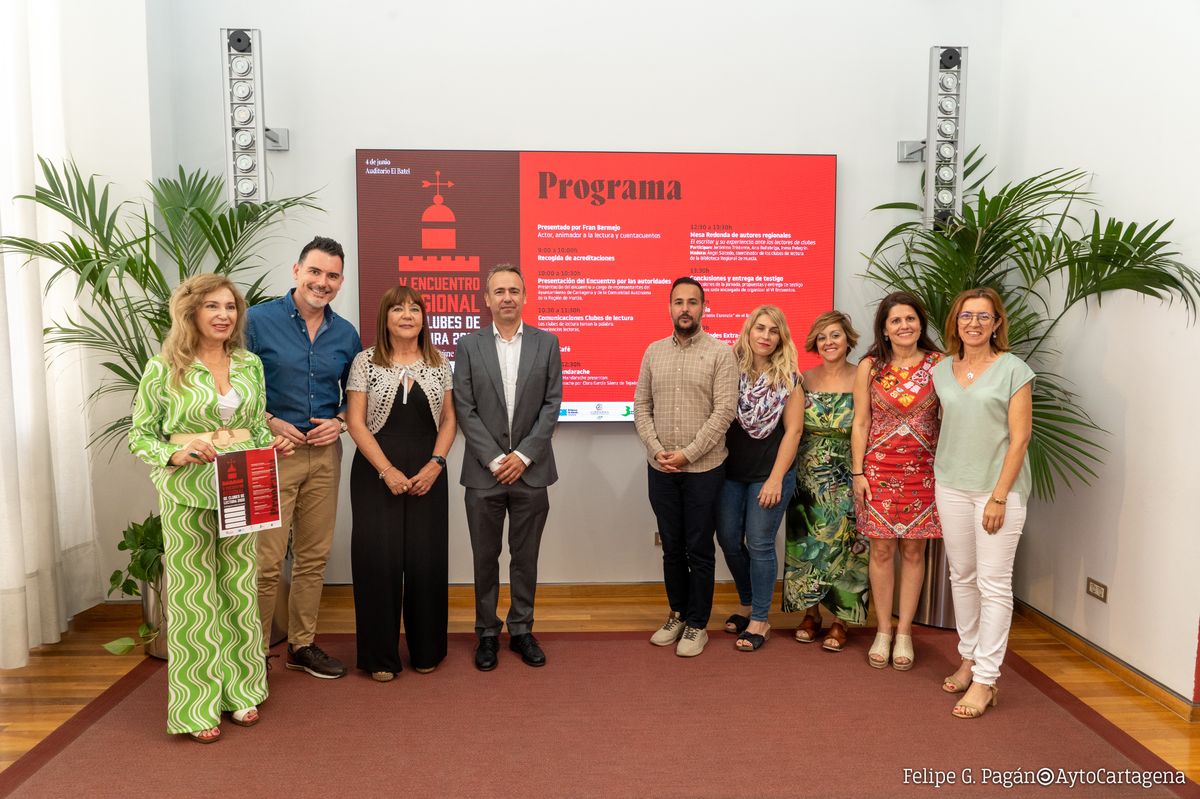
[454,263,562,671]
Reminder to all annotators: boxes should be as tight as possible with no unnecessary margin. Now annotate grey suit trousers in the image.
[465,481,550,637]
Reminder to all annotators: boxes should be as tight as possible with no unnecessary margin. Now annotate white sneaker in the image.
[650,613,685,646]
[675,626,709,657]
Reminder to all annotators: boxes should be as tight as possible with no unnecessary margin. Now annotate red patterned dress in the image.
[857,351,943,539]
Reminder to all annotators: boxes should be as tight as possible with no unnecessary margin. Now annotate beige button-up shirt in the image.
[633,330,738,473]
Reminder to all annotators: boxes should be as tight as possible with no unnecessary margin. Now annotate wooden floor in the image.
[2,583,1197,782]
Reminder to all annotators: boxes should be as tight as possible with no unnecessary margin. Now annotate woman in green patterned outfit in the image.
[129,274,294,743]
[782,311,869,652]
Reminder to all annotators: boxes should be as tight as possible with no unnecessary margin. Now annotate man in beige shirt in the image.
[634,277,737,657]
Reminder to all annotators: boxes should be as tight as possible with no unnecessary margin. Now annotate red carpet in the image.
[2,630,1196,798]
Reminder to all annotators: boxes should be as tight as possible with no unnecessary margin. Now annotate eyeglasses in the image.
[958,312,996,324]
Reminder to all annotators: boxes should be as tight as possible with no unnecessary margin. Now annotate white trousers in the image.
[935,484,1026,686]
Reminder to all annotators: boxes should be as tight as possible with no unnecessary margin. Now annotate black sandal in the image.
[724,614,750,635]
[735,627,771,651]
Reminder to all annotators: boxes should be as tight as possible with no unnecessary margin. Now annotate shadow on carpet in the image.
[2,629,1196,798]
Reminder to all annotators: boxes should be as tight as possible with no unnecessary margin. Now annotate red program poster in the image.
[214,448,281,537]
[356,150,836,422]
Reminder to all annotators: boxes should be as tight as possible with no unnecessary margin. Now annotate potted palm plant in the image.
[865,149,1199,499]
[0,158,318,656]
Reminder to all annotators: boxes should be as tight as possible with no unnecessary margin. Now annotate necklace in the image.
[962,358,990,381]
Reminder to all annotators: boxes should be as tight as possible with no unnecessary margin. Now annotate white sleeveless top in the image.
[217,386,242,423]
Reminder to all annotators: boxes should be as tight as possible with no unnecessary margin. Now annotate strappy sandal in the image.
[793,614,822,643]
[188,726,221,744]
[821,621,848,652]
[942,661,973,694]
[230,707,259,727]
[867,632,892,669]
[724,614,750,635]
[892,633,915,671]
[735,626,770,651]
[952,685,999,719]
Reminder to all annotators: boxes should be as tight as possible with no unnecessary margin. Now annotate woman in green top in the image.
[129,274,294,742]
[930,287,1034,720]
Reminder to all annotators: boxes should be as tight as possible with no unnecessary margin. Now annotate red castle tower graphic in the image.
[399,170,481,275]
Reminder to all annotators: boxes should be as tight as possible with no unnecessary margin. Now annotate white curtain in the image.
[0,0,103,669]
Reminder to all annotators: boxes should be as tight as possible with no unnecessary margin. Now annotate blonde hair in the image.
[943,287,1010,358]
[734,305,799,389]
[371,284,447,368]
[162,274,247,384]
[804,310,860,354]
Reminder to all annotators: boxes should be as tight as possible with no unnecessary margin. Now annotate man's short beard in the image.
[674,318,700,338]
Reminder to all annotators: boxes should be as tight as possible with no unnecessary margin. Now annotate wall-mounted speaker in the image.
[220,28,266,204]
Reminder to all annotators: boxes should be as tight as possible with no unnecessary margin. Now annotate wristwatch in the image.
[337,417,348,434]
[430,454,446,467]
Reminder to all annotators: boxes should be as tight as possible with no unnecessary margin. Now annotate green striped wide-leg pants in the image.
[160,498,268,734]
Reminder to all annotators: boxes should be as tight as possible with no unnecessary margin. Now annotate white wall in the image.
[48,0,160,587]
[54,0,1195,695]
[994,1,1200,699]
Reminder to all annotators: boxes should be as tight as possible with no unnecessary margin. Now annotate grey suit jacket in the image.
[453,324,562,489]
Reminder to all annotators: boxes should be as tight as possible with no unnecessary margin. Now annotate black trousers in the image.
[646,464,725,628]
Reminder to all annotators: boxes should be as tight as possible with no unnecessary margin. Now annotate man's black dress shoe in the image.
[475,636,499,671]
[509,633,546,667]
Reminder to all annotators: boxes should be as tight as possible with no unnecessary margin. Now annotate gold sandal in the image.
[952,685,999,719]
[867,632,892,669]
[891,633,914,671]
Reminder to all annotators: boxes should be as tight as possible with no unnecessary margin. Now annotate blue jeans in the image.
[716,472,796,622]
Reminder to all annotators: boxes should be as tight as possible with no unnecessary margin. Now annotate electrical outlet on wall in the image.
[1086,577,1108,603]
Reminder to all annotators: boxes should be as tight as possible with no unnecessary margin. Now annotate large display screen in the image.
[356,150,836,421]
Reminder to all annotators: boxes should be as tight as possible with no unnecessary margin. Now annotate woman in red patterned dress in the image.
[850,292,943,671]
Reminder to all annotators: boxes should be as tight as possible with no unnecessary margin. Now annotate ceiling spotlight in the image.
[231,56,251,77]
[939,72,958,92]
[236,177,258,197]
[936,188,955,207]
[235,154,256,172]
[937,165,955,183]
[233,105,254,125]
[938,96,957,115]
[937,119,958,138]
[234,129,255,149]
[232,81,253,100]
[937,142,956,160]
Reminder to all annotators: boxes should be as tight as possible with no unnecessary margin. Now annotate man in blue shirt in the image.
[247,236,361,679]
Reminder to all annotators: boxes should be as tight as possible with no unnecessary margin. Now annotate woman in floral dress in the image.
[851,292,942,672]
[782,311,869,653]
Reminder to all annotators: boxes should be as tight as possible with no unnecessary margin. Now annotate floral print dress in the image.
[857,352,942,539]
[782,391,869,623]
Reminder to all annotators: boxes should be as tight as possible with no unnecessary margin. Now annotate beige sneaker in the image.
[650,613,685,646]
[675,626,708,657]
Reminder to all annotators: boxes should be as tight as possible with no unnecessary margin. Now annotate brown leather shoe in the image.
[794,613,822,643]
[821,621,848,652]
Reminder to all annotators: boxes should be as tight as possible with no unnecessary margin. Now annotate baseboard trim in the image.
[1015,600,1199,723]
